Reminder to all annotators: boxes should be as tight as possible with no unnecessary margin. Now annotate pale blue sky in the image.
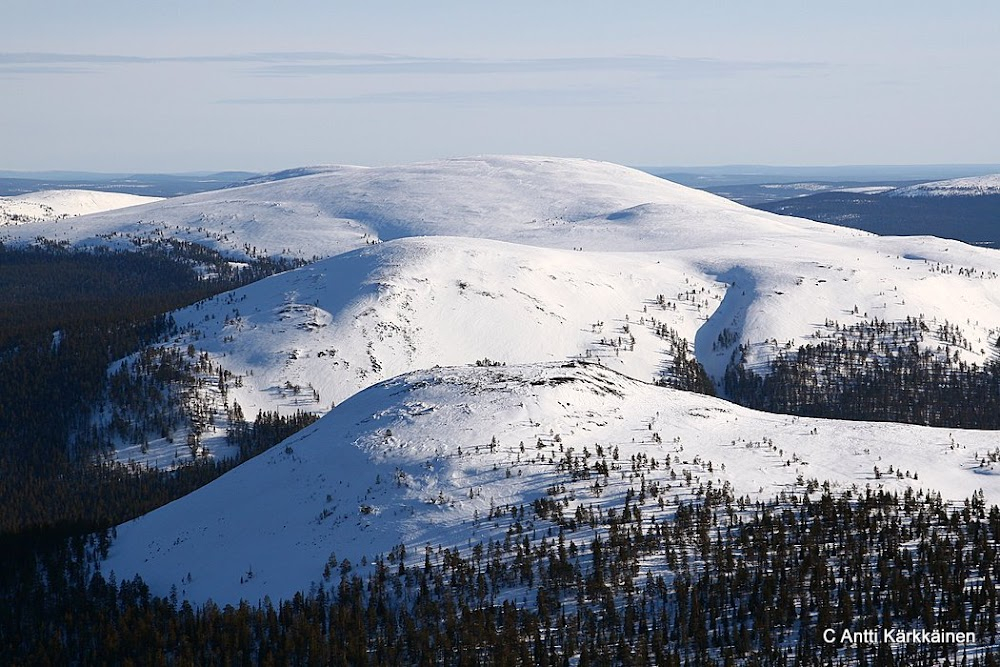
[3,1,998,172]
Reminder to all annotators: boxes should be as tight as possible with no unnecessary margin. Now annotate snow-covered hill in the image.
[89,156,1000,606]
[234,165,346,187]
[106,361,1000,604]
[112,226,1000,469]
[0,189,161,226]
[2,156,859,259]
[889,174,1000,197]
[81,158,1000,470]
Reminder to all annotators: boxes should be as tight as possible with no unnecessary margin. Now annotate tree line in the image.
[4,484,999,664]
[724,315,1000,428]
[0,242,308,536]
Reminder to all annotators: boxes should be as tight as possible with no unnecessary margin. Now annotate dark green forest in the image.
[0,242,308,535]
[5,484,1000,664]
[3,244,1000,664]
[724,315,1000,429]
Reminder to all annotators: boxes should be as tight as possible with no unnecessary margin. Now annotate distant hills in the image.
[755,175,1000,248]
[889,174,1000,197]
[5,156,1000,609]
[0,171,259,198]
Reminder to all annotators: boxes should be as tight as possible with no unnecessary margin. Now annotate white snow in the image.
[86,156,1000,604]
[761,182,831,192]
[0,189,161,226]
[831,186,896,194]
[1,156,859,258]
[106,362,1000,605]
[138,221,1000,448]
[889,174,1000,197]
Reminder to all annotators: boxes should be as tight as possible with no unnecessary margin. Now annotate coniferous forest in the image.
[3,244,1000,664]
[6,483,1000,664]
[724,315,1000,429]
[0,242,308,535]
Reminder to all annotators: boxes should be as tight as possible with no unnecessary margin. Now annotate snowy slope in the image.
[889,174,1000,197]
[151,237,701,420]
[2,156,859,259]
[91,160,1000,467]
[0,189,161,226]
[126,225,1000,468]
[106,361,1000,605]
[235,165,346,186]
[96,156,1000,605]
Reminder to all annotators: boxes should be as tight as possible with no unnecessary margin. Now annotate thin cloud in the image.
[246,55,827,78]
[0,51,456,66]
[0,65,97,75]
[217,86,643,107]
[0,51,827,79]
[0,53,151,64]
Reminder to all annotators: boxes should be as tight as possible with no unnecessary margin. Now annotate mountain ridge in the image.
[889,173,1000,197]
[1,155,860,259]
[107,360,1000,605]
[66,159,1000,474]
[37,155,994,609]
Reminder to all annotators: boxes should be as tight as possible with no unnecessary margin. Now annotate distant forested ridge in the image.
[755,192,1000,248]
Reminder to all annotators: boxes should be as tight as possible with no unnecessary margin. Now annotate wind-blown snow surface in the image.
[92,156,1000,603]
[133,220,1000,466]
[106,361,1000,605]
[2,156,860,259]
[0,189,161,226]
[889,174,1000,197]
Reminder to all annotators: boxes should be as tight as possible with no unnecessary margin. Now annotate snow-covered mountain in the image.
[111,223,1000,470]
[106,361,1000,604]
[88,156,1000,604]
[888,174,1000,197]
[2,156,858,259]
[0,189,161,226]
[233,165,347,187]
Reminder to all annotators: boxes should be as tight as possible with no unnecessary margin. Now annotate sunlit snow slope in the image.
[90,156,1000,603]
[81,158,1000,470]
[149,232,1000,445]
[107,361,1000,604]
[0,189,161,226]
[2,156,858,258]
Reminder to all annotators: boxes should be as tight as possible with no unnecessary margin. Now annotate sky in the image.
[3,1,999,172]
